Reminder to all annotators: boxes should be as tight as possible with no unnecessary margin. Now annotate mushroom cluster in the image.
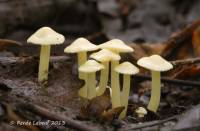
[65,38,139,118]
[27,27,173,119]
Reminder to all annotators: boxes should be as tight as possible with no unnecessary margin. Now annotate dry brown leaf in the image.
[172,65,200,79]
[192,27,200,56]
[100,106,125,122]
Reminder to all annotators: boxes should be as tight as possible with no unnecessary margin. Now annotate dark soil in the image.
[0,54,199,131]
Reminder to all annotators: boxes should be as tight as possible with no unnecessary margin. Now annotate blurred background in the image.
[0,0,200,44]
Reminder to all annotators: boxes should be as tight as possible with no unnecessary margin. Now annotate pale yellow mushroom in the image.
[135,107,147,118]
[137,55,173,112]
[27,27,65,83]
[90,49,121,96]
[64,38,99,98]
[99,39,134,108]
[79,60,104,99]
[115,62,139,118]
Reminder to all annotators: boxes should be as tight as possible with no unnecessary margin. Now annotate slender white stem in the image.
[38,45,51,82]
[111,60,121,108]
[147,71,161,112]
[77,52,88,98]
[87,72,96,99]
[96,61,109,96]
[120,74,130,118]
[78,52,87,79]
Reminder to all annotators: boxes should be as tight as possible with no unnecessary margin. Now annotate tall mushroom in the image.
[90,49,121,96]
[115,62,139,118]
[79,60,104,99]
[64,38,99,98]
[137,55,173,112]
[27,27,65,82]
[99,39,134,108]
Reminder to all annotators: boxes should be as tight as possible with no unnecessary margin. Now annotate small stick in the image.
[170,57,200,66]
[0,56,70,65]
[20,103,100,131]
[120,115,178,131]
[133,74,200,87]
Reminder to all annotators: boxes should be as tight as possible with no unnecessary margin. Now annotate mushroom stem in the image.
[147,71,161,112]
[78,52,88,98]
[78,52,87,79]
[111,60,121,108]
[120,74,130,118]
[96,61,109,96]
[38,45,51,82]
[86,72,96,99]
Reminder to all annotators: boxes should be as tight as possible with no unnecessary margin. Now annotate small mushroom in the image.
[99,39,134,108]
[135,107,147,118]
[137,55,173,112]
[79,60,104,99]
[64,38,99,98]
[27,27,65,82]
[115,62,139,118]
[90,49,121,96]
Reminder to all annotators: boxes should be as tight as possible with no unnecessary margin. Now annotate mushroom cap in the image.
[137,55,173,72]
[79,60,104,73]
[64,37,99,53]
[98,39,134,53]
[135,107,147,115]
[27,27,65,45]
[115,62,139,75]
[90,49,121,62]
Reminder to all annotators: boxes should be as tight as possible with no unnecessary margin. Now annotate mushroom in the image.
[27,27,65,82]
[64,38,99,98]
[90,49,121,96]
[79,60,104,99]
[115,62,139,118]
[135,107,147,118]
[99,39,134,108]
[137,55,173,112]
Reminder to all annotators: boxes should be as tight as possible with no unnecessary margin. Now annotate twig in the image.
[170,57,200,66]
[133,74,200,87]
[120,115,179,131]
[0,56,70,65]
[19,103,100,131]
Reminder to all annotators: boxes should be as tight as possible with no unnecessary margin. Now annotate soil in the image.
[0,53,199,131]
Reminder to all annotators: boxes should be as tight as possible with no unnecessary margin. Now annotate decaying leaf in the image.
[172,65,200,79]
[0,39,22,56]
[100,106,125,122]
[192,26,200,56]
[79,89,111,120]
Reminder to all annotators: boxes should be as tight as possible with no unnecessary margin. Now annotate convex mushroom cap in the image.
[99,39,134,53]
[137,55,173,71]
[135,107,147,117]
[115,62,139,75]
[79,60,104,73]
[64,37,99,53]
[27,27,65,45]
[90,49,121,62]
